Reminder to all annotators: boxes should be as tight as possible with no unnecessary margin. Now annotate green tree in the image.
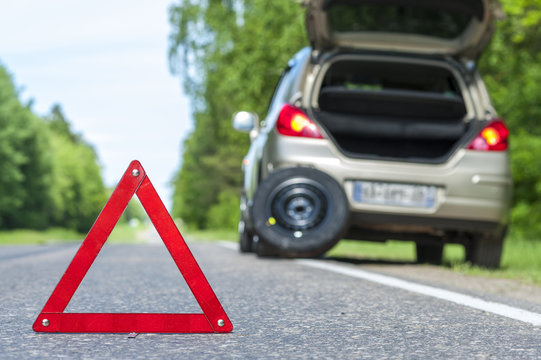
[45,105,107,233]
[480,0,541,133]
[169,0,541,240]
[0,64,53,229]
[48,104,83,144]
[479,0,541,240]
[168,0,307,229]
[0,62,107,232]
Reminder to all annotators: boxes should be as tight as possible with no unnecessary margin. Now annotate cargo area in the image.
[312,59,471,162]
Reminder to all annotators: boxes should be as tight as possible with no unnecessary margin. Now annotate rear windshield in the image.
[328,4,473,39]
[320,60,462,97]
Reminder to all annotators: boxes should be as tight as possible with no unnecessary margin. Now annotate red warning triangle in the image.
[32,160,233,333]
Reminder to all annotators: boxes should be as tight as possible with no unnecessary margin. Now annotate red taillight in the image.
[467,120,509,151]
[276,104,323,139]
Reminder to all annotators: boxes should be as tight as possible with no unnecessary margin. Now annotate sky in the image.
[0,0,192,209]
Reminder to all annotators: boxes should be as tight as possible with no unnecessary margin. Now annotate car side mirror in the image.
[233,111,259,141]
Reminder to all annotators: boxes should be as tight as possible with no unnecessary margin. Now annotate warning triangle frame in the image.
[33,160,233,333]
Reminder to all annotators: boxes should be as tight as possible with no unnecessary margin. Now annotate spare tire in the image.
[251,167,349,257]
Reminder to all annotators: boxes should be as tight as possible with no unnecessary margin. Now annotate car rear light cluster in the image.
[276,104,323,139]
[467,120,509,151]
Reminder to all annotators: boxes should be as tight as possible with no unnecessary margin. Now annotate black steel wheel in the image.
[269,180,328,231]
[251,167,348,258]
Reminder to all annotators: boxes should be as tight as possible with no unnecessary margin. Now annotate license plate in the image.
[353,181,436,208]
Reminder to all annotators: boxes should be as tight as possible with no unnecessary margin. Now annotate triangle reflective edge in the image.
[32,160,233,333]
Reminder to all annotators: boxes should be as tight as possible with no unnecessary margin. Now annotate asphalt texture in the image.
[1,242,540,359]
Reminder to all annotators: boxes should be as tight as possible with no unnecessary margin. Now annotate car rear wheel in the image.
[238,218,254,253]
[466,231,505,268]
[416,243,444,265]
[251,167,348,258]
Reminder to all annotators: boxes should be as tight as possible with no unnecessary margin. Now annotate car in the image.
[233,0,512,268]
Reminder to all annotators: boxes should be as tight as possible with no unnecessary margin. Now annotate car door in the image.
[243,62,298,200]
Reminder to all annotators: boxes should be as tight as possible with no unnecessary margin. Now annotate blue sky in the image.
[0,0,191,208]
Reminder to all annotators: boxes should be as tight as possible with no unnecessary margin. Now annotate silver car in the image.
[233,0,512,267]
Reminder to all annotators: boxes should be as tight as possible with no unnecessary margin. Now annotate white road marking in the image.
[297,259,541,327]
[218,241,541,326]
[219,241,239,251]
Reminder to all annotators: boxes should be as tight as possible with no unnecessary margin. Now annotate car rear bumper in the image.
[263,135,512,227]
[347,212,502,239]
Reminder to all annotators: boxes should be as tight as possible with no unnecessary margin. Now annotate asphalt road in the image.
[1,241,540,359]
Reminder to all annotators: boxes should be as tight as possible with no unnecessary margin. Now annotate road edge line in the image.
[218,241,238,251]
[217,241,541,326]
[296,259,541,327]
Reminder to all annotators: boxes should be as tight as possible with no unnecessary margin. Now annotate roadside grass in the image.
[0,223,143,246]
[183,228,541,285]
[0,224,234,247]
[329,237,541,285]
[455,238,541,285]
[4,225,539,285]
[328,240,417,263]
[182,228,238,243]
[0,228,82,245]
[107,223,146,243]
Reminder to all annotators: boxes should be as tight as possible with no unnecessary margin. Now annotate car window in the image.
[328,4,473,40]
[270,69,294,109]
[263,65,296,128]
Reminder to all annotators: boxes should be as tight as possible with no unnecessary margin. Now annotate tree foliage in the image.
[169,0,541,239]
[480,0,541,133]
[168,0,307,229]
[46,105,107,232]
[0,63,107,232]
[479,0,541,239]
[0,66,53,229]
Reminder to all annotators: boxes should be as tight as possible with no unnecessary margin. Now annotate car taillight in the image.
[276,104,323,139]
[467,120,509,151]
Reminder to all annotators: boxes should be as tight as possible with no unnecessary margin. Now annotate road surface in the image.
[1,241,540,359]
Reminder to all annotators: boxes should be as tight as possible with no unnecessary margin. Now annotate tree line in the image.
[168,0,307,230]
[0,64,107,233]
[168,0,541,241]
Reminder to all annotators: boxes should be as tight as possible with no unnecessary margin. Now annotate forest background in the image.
[168,0,541,243]
[1,0,541,244]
